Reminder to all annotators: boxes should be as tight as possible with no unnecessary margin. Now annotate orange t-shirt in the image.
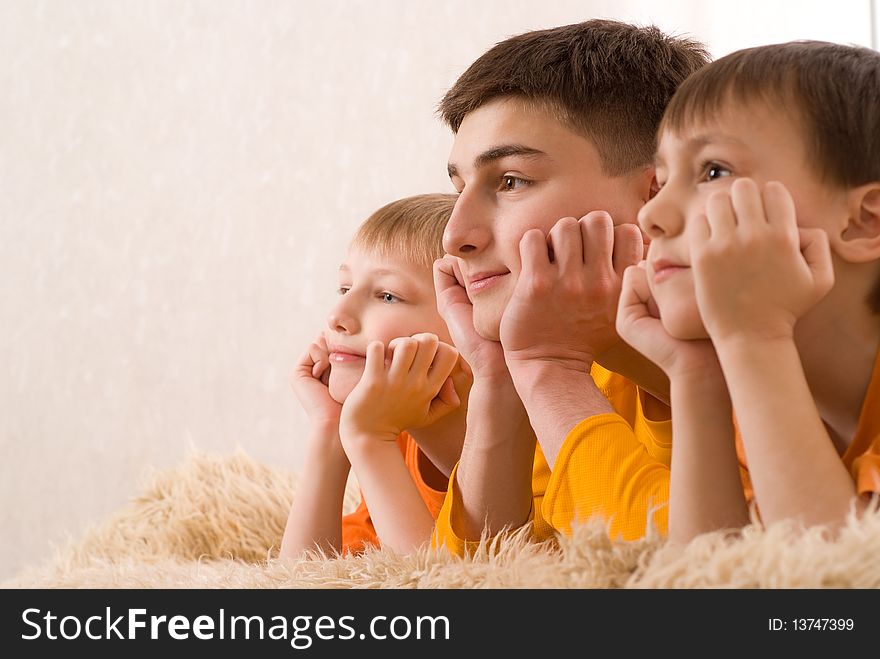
[341,431,447,554]
[737,348,880,501]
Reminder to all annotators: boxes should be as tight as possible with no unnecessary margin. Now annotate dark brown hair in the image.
[438,19,709,176]
[662,41,880,311]
[352,193,457,269]
[662,41,880,189]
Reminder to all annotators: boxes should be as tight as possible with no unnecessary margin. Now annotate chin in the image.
[661,311,709,341]
[470,291,509,342]
[472,306,502,342]
[328,370,361,404]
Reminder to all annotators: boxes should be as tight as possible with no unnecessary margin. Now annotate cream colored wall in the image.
[1,0,872,581]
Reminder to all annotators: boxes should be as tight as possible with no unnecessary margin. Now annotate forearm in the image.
[668,372,749,544]
[344,436,434,553]
[452,376,537,539]
[280,425,350,559]
[716,338,858,527]
[507,360,612,469]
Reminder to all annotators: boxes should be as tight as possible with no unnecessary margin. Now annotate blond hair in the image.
[352,193,457,269]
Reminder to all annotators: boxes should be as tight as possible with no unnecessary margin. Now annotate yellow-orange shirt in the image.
[737,347,880,502]
[433,364,672,556]
[342,432,446,554]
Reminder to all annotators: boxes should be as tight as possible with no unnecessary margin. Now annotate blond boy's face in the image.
[324,246,452,403]
[642,100,850,339]
[444,97,650,340]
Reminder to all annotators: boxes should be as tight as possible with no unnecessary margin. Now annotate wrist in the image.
[713,334,797,366]
[505,353,593,385]
[340,431,401,460]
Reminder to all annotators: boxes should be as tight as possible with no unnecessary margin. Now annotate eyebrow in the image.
[338,264,400,278]
[447,143,547,179]
[655,133,748,166]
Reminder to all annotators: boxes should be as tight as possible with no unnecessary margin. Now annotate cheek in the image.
[653,283,708,340]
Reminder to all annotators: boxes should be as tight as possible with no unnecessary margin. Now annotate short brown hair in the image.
[352,193,457,269]
[661,41,880,312]
[662,41,880,189]
[438,19,709,176]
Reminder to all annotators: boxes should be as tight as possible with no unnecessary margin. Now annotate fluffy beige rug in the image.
[7,449,880,588]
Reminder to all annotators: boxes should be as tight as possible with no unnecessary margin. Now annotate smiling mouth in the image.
[328,350,366,364]
[652,264,690,284]
[467,272,509,295]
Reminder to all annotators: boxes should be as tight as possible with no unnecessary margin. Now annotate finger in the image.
[798,227,835,295]
[580,211,615,274]
[387,337,418,380]
[729,178,766,232]
[308,339,330,378]
[408,333,440,375]
[436,376,461,409]
[705,190,737,239]
[425,375,461,424]
[617,264,653,320]
[449,255,467,288]
[616,264,662,341]
[433,256,461,297]
[433,256,473,318]
[363,340,385,381]
[547,217,583,275]
[687,213,711,252]
[426,342,460,391]
[762,181,798,238]
[449,355,474,396]
[519,228,551,282]
[612,223,644,277]
[319,364,331,386]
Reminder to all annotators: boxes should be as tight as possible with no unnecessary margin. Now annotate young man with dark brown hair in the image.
[431,20,709,554]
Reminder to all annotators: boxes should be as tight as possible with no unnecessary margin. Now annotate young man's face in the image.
[324,246,452,403]
[444,97,651,340]
[642,100,849,339]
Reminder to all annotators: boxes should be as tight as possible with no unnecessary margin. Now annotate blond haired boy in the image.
[280,194,470,556]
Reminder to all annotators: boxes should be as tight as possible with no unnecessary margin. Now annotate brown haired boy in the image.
[432,20,709,553]
[616,41,880,542]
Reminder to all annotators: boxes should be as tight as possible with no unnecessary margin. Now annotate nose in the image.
[638,185,685,240]
[442,189,492,257]
[326,293,360,335]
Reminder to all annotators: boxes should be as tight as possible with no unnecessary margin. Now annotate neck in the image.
[794,264,880,451]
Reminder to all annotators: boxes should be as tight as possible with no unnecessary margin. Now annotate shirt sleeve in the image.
[542,412,671,541]
[432,450,554,557]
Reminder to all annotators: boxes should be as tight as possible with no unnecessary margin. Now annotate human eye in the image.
[654,169,668,190]
[700,161,733,182]
[500,174,531,192]
[378,291,402,304]
[337,286,350,295]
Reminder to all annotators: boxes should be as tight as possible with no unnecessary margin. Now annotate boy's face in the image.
[444,97,650,340]
[642,100,849,339]
[324,246,452,403]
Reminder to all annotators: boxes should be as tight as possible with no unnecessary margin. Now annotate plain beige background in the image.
[1,0,874,582]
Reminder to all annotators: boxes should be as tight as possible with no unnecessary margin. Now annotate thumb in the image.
[426,376,460,423]
[798,227,834,295]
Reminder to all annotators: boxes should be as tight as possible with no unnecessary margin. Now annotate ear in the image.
[837,183,880,263]
[632,165,657,203]
[648,170,661,201]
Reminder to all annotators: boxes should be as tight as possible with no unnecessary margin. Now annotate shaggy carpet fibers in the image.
[6,450,880,588]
